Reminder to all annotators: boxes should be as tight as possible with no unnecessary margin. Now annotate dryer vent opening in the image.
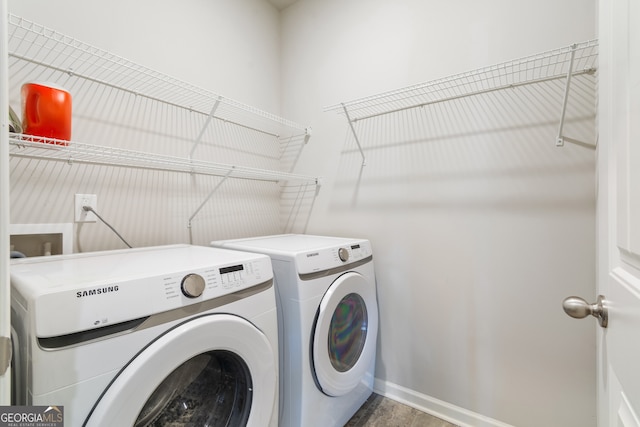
[135,350,253,427]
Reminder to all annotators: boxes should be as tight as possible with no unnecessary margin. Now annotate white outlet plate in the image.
[75,194,98,223]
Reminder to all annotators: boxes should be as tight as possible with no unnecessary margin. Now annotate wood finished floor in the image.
[345,393,459,427]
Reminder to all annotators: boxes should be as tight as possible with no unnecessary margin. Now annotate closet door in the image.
[597,0,640,424]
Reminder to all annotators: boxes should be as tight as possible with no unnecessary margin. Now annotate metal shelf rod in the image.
[351,68,595,123]
[327,40,598,153]
[10,53,283,138]
[8,14,308,136]
[9,136,318,184]
[326,40,598,118]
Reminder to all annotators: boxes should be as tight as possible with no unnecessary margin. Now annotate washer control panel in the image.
[296,240,372,275]
[15,246,274,338]
[162,258,271,304]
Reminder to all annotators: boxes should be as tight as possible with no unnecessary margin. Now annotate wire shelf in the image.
[9,134,318,184]
[325,40,598,122]
[8,14,308,138]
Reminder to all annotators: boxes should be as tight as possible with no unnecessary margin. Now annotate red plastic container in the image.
[21,82,72,145]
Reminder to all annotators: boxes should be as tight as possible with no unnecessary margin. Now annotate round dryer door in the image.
[84,314,276,427]
[312,271,379,397]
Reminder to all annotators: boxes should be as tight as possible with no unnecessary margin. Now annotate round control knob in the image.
[338,247,349,262]
[181,273,206,298]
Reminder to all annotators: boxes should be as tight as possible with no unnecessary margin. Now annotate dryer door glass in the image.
[328,293,368,372]
[135,350,252,427]
[312,271,378,397]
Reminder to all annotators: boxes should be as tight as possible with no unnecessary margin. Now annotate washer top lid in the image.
[10,245,274,338]
[212,234,367,255]
[10,244,269,295]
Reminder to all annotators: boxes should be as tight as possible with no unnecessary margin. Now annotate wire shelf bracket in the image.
[556,44,596,150]
[190,96,222,159]
[282,127,313,173]
[187,168,233,243]
[342,103,366,167]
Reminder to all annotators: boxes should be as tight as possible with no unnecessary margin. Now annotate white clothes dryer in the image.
[212,234,378,427]
[10,244,279,427]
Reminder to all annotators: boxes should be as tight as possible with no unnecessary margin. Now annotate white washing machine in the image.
[212,234,378,427]
[10,244,279,427]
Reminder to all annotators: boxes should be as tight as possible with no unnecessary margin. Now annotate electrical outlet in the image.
[75,194,98,223]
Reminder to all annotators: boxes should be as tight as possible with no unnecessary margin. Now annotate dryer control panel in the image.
[295,240,372,275]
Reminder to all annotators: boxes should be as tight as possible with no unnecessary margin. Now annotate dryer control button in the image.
[338,247,349,262]
[181,273,206,298]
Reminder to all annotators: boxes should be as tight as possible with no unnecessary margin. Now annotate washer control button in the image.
[181,273,206,298]
[338,247,349,262]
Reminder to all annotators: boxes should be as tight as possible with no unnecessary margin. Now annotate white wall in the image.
[8,0,295,251]
[280,1,597,426]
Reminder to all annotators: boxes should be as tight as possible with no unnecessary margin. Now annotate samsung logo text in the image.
[77,285,120,298]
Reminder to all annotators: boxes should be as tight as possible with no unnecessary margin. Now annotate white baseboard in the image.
[373,379,514,427]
